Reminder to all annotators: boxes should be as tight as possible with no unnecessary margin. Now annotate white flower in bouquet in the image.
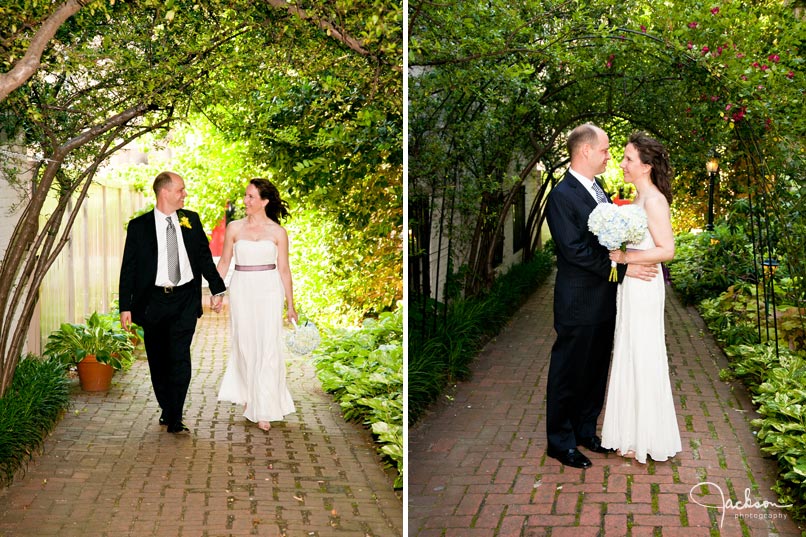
[285,319,321,355]
[587,204,647,281]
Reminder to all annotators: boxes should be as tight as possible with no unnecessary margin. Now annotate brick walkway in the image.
[408,274,804,536]
[0,303,402,537]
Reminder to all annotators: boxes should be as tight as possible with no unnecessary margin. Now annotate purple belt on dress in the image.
[234,264,276,271]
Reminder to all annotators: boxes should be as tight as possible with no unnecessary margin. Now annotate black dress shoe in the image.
[547,447,592,469]
[159,416,167,426]
[579,436,615,454]
[167,422,190,434]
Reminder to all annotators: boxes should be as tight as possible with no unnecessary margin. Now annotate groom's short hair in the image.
[567,123,600,158]
[153,171,176,196]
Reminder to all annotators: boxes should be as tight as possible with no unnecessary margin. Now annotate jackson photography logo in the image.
[689,481,792,528]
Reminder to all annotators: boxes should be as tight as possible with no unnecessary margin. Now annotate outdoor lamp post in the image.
[761,257,780,318]
[705,155,719,231]
[762,257,780,278]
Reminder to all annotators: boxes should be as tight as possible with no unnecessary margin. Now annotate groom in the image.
[119,171,226,434]
[544,124,656,468]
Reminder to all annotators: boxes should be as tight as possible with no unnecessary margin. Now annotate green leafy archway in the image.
[409,0,804,305]
[0,0,402,395]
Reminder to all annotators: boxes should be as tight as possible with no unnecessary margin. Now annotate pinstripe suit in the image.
[544,171,627,452]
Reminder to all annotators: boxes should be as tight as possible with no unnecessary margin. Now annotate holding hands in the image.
[211,294,224,313]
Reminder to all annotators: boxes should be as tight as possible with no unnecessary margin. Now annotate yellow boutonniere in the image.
[179,214,192,229]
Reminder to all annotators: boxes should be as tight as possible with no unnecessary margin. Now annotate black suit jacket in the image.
[119,209,226,326]
[545,171,627,326]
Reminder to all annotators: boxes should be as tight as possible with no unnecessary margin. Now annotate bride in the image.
[601,132,682,463]
[216,178,297,432]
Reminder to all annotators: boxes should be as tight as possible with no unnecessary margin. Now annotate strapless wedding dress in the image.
[218,240,295,422]
[601,211,681,463]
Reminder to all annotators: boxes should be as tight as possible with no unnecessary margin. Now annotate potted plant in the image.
[44,312,135,391]
[108,299,145,354]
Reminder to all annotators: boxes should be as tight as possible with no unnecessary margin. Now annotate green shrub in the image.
[0,355,70,486]
[699,279,805,352]
[720,344,806,521]
[408,249,554,426]
[313,307,403,488]
[667,225,757,306]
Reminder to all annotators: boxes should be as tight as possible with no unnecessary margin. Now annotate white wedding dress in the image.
[218,240,296,423]
[601,213,681,463]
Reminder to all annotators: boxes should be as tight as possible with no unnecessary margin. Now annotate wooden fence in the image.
[29,184,146,353]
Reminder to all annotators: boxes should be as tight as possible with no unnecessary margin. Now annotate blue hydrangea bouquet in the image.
[587,204,647,281]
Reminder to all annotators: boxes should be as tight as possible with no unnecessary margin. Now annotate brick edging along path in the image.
[408,273,804,536]
[0,303,403,537]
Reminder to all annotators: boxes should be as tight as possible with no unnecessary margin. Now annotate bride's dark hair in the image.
[628,132,674,205]
[250,178,290,223]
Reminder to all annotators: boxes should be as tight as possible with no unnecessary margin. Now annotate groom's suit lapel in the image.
[141,212,159,284]
[143,211,158,259]
[565,171,598,212]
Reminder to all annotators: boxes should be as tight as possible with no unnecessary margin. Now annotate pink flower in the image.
[725,104,732,111]
[640,25,647,33]
[687,41,694,50]
[768,54,780,63]
[736,52,745,59]
[752,61,760,68]
[761,64,769,71]
[710,95,719,101]
[740,75,748,80]
[710,7,720,15]
[787,71,795,79]
[688,22,699,29]
[702,46,710,55]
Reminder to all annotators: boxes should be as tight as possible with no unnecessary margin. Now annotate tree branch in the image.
[264,0,372,58]
[0,0,96,102]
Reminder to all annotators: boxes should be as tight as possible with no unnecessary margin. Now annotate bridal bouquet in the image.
[587,204,647,281]
[286,319,321,355]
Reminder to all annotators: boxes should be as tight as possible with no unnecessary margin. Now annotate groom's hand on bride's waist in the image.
[625,263,658,282]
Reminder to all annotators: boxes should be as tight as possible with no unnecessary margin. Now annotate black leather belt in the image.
[155,281,193,294]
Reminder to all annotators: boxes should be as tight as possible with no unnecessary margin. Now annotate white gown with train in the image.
[218,240,296,422]
[601,218,681,463]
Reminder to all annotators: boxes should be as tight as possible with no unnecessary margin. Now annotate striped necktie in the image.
[592,181,609,204]
[166,217,180,285]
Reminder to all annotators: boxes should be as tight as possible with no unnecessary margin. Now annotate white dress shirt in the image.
[154,208,193,287]
[568,168,603,203]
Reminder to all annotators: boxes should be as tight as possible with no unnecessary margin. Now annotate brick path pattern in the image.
[0,305,402,537]
[409,275,804,536]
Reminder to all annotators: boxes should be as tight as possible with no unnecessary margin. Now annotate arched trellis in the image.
[409,11,803,360]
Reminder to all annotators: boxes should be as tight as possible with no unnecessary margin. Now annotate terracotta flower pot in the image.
[76,354,114,392]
